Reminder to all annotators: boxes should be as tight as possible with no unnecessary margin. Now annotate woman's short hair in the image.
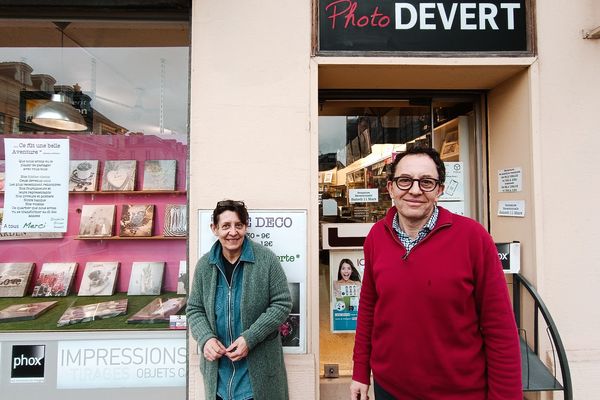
[212,200,249,226]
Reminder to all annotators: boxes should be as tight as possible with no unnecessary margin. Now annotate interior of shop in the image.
[317,93,484,375]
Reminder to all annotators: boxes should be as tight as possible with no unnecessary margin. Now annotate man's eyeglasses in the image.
[216,200,245,208]
[391,176,440,192]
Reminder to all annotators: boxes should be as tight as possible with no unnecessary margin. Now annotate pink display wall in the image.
[0,134,188,293]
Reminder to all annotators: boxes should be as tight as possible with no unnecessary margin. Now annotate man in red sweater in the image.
[351,147,521,400]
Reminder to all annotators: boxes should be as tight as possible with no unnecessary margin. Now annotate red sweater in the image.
[352,207,522,399]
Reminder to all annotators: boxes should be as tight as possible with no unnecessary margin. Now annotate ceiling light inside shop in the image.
[30,21,87,131]
[31,92,87,131]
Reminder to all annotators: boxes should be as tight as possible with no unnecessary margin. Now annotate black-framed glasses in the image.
[391,176,440,192]
[216,200,245,208]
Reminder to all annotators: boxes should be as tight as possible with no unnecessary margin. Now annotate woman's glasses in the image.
[216,200,245,208]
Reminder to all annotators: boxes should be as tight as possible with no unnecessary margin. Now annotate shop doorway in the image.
[317,91,487,381]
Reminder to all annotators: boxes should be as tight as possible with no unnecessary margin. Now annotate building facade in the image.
[0,1,599,399]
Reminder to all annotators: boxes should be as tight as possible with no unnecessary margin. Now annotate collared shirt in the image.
[392,206,439,254]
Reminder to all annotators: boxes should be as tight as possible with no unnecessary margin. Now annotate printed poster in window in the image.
[330,249,364,333]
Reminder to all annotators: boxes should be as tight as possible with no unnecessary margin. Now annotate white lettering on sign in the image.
[395,2,521,30]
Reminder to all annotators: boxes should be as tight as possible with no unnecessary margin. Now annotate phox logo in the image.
[11,344,46,382]
[13,354,43,368]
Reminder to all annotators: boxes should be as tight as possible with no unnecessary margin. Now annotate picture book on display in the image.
[127,297,186,324]
[57,299,128,327]
[119,204,154,237]
[177,260,187,295]
[78,262,119,296]
[32,262,78,297]
[127,262,165,295]
[0,301,58,322]
[69,160,99,192]
[142,160,177,190]
[163,204,187,237]
[0,263,35,297]
[78,204,116,237]
[101,160,136,191]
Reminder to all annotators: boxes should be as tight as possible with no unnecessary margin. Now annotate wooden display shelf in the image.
[76,235,187,240]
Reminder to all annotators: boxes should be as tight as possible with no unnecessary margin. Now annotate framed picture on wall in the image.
[78,205,116,238]
[142,160,177,190]
[32,262,78,297]
[119,204,154,237]
[78,262,119,296]
[69,160,99,192]
[127,261,165,295]
[101,160,137,191]
[0,263,35,297]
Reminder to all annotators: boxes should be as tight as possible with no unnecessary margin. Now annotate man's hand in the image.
[203,338,226,361]
[226,336,249,362]
[350,380,369,400]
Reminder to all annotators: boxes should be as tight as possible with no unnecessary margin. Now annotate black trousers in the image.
[374,380,396,400]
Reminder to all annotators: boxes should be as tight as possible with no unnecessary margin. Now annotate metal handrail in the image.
[512,273,573,400]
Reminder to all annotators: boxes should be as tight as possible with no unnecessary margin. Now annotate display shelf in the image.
[76,235,186,240]
[0,292,185,331]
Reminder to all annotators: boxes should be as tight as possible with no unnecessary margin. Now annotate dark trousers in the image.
[374,380,396,400]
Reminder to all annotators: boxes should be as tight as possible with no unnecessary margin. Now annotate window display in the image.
[0,19,189,333]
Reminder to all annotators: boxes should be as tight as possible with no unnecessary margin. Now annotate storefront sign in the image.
[2,138,69,232]
[349,188,379,203]
[319,0,527,52]
[57,339,186,389]
[498,167,522,192]
[197,209,307,353]
[11,344,46,383]
[495,241,521,273]
[330,250,365,332]
[498,200,525,217]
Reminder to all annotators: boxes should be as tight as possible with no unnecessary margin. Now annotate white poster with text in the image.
[2,138,69,232]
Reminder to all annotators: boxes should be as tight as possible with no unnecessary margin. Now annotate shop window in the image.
[318,93,484,375]
[0,19,190,330]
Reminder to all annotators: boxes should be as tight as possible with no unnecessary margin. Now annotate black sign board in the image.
[319,0,528,52]
[495,241,520,273]
[11,344,46,382]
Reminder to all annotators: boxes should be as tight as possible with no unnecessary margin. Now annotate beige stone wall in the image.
[187,1,316,399]
[188,1,600,398]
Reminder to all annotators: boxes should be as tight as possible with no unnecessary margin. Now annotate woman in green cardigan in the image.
[187,200,292,400]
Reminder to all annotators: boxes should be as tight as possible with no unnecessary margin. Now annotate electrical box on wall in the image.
[495,242,521,274]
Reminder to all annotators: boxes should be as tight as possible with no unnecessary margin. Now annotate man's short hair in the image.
[387,146,446,184]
